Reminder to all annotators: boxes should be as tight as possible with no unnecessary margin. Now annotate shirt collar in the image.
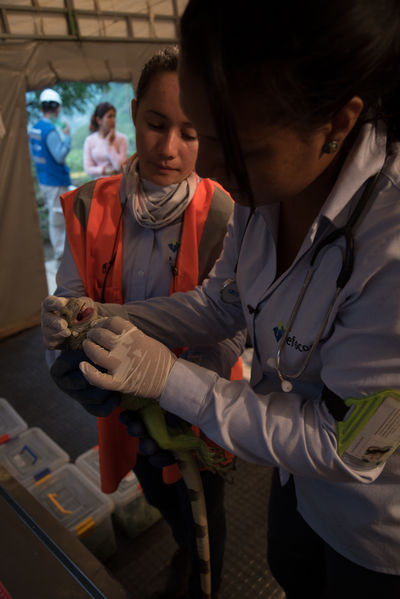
[257,122,388,264]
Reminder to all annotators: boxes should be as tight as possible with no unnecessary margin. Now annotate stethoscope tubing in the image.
[275,166,384,391]
[219,164,384,392]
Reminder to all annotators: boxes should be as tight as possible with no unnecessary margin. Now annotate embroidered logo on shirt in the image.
[273,322,310,353]
[168,240,180,253]
[273,321,285,342]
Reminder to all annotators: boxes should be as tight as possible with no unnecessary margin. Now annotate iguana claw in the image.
[196,443,233,475]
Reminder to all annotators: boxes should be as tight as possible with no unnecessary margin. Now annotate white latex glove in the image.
[41,295,97,349]
[80,316,177,398]
[41,295,71,349]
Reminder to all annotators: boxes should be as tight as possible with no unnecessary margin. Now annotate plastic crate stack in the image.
[0,397,162,562]
[75,445,161,539]
[0,397,116,560]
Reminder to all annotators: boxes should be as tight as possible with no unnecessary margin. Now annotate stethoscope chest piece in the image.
[281,379,293,393]
[267,357,294,392]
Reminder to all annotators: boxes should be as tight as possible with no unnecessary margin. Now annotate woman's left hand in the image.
[80,316,177,398]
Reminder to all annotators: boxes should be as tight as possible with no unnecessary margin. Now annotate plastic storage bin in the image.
[0,426,69,486]
[28,463,117,560]
[76,446,162,538]
[112,470,162,538]
[0,397,28,444]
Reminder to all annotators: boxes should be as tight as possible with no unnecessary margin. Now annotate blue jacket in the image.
[29,119,71,186]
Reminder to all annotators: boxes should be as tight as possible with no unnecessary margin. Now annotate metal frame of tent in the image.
[0,0,186,43]
[0,0,186,338]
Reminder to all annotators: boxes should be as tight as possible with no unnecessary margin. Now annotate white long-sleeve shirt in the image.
[104,123,400,574]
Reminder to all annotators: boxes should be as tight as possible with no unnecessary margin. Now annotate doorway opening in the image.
[26,81,136,293]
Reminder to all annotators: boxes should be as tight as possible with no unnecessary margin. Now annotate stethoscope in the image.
[100,196,128,303]
[220,167,383,392]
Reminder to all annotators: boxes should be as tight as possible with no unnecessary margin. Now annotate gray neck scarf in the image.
[123,155,199,229]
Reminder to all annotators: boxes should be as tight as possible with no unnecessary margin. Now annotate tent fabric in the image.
[0,38,174,339]
[1,0,183,42]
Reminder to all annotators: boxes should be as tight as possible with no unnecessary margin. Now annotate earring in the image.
[322,140,338,154]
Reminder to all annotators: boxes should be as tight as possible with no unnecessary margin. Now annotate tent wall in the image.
[0,39,171,339]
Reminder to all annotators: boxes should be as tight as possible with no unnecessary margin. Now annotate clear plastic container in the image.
[112,470,162,538]
[28,464,117,561]
[0,397,28,444]
[76,446,162,538]
[0,426,69,486]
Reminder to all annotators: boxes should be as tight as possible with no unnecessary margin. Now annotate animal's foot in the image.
[196,443,231,474]
[60,297,99,350]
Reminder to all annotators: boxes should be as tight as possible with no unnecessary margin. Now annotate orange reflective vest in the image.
[61,174,242,492]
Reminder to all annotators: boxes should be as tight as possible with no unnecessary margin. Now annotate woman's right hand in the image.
[107,128,116,144]
[41,295,71,349]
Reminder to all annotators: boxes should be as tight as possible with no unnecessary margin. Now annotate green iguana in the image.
[59,297,232,599]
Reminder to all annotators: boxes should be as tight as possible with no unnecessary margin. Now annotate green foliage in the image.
[94,81,135,144]
[67,148,91,187]
[65,82,136,186]
[30,162,49,242]
[29,81,137,215]
[27,82,111,125]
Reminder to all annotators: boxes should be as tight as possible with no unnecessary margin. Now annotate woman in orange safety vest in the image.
[43,46,244,599]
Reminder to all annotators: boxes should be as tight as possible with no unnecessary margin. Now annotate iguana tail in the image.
[174,450,212,599]
[59,299,213,597]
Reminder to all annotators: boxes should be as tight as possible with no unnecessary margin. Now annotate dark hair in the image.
[90,102,116,132]
[135,46,179,105]
[41,101,59,113]
[180,0,400,198]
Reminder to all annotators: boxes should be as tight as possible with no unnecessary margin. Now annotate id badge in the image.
[337,390,400,466]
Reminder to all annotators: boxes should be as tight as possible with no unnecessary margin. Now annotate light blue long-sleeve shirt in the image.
[46,127,71,164]
[101,123,400,574]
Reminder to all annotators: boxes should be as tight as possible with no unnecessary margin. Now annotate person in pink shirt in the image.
[83,102,128,178]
